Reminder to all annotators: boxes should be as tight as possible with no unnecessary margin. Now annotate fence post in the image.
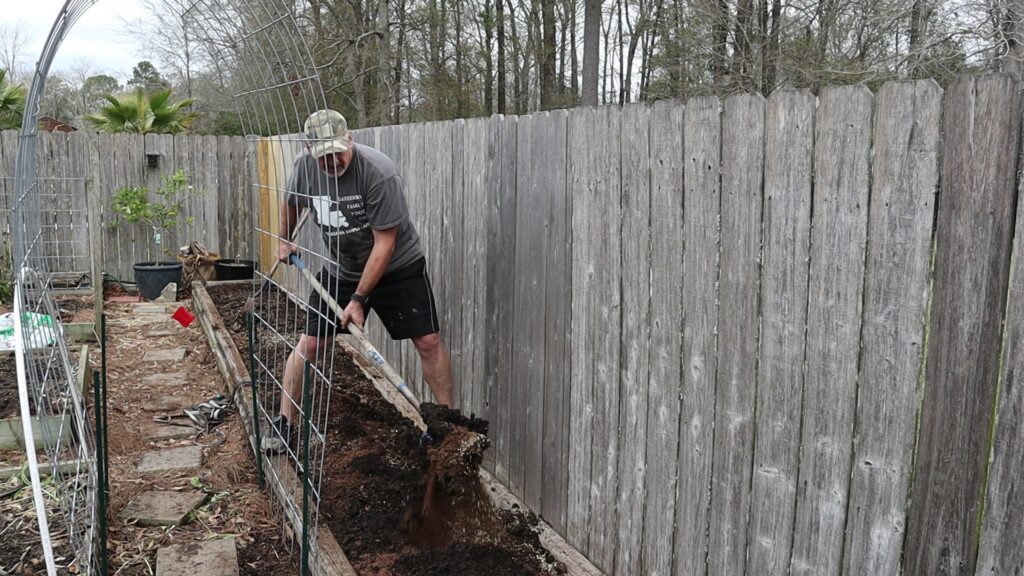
[246,312,265,487]
[300,360,312,576]
[92,370,108,576]
[85,174,103,325]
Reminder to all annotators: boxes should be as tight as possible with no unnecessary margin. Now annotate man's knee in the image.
[296,334,327,358]
[412,332,443,358]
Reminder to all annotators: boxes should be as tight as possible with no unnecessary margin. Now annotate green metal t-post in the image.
[92,371,108,576]
[300,360,312,576]
[100,313,109,497]
[246,313,265,487]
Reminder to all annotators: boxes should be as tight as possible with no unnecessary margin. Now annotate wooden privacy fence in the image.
[257,73,1024,576]
[0,130,251,282]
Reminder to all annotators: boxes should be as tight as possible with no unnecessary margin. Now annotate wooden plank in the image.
[674,95,722,576]
[459,118,489,423]
[977,90,1024,575]
[706,92,765,576]
[201,135,220,252]
[541,109,570,536]
[789,85,873,576]
[567,105,622,571]
[511,112,539,501]
[613,102,651,576]
[745,90,815,575]
[484,115,517,483]
[448,119,464,412]
[640,99,684,576]
[842,80,941,576]
[905,73,1023,576]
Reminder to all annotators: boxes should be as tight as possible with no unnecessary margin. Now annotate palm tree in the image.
[82,88,199,134]
[0,70,28,130]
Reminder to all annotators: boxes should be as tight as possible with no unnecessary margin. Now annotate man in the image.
[263,110,453,452]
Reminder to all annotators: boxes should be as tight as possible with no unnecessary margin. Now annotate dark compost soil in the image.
[0,355,18,418]
[207,283,564,576]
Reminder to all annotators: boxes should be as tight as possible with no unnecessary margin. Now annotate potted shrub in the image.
[110,170,198,299]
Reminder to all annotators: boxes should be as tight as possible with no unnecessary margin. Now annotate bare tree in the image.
[0,22,33,83]
[582,0,601,105]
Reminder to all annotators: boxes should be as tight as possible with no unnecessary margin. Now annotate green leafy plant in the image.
[110,170,197,255]
[0,69,27,130]
[82,88,199,134]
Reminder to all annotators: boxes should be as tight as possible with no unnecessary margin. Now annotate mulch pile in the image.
[208,283,565,575]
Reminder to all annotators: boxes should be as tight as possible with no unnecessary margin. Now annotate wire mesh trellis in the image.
[182,1,348,572]
[10,1,105,575]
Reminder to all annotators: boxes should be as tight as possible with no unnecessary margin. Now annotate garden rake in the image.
[244,208,311,313]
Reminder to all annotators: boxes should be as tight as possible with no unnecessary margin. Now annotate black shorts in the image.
[306,258,439,340]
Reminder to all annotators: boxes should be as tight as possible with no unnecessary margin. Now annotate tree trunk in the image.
[763,0,781,93]
[1003,0,1024,81]
[393,0,406,123]
[485,0,495,114]
[570,0,579,101]
[731,0,754,90]
[541,0,557,109]
[713,0,730,82]
[582,0,600,106]
[498,0,508,113]
[377,0,391,125]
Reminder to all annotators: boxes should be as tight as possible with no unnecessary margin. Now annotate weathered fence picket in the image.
[640,99,684,576]
[905,74,1023,576]
[707,92,764,576]
[842,80,941,576]
[747,89,815,576]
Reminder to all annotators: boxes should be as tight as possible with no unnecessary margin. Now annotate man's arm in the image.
[277,201,300,262]
[341,226,398,328]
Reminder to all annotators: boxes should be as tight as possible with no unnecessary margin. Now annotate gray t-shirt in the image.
[286,143,423,282]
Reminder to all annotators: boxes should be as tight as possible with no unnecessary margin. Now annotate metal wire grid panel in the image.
[10,1,103,575]
[183,0,340,570]
[0,173,95,289]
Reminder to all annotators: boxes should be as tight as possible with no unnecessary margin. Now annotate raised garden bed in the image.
[195,282,601,576]
[0,345,90,452]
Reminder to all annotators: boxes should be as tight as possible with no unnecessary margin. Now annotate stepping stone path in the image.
[143,423,196,442]
[156,538,239,576]
[133,304,169,315]
[143,324,179,337]
[143,348,187,362]
[136,445,203,474]
[120,490,208,526]
[141,395,188,412]
[142,372,187,388]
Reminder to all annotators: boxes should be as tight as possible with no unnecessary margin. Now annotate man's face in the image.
[316,135,354,176]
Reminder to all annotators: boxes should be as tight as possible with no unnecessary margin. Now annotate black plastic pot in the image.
[214,259,256,281]
[133,262,183,300]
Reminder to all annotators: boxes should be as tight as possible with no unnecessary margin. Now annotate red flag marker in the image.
[172,306,195,328]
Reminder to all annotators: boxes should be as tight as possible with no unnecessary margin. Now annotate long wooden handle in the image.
[264,208,312,281]
[290,254,422,410]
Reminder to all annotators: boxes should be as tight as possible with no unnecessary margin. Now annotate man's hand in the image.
[340,300,365,330]
[278,241,298,264]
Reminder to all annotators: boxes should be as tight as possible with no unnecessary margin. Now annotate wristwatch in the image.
[350,292,368,305]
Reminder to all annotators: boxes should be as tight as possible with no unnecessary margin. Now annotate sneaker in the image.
[261,415,294,454]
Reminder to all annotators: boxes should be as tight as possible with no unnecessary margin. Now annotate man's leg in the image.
[412,332,453,407]
[281,334,327,423]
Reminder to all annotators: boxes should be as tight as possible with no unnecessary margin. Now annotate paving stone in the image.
[143,348,187,362]
[141,395,188,412]
[156,538,238,576]
[158,282,178,302]
[143,324,179,337]
[133,304,168,315]
[120,490,208,527]
[136,445,203,474]
[141,372,187,388]
[143,424,196,441]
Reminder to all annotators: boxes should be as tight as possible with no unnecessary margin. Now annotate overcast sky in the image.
[1,0,148,81]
